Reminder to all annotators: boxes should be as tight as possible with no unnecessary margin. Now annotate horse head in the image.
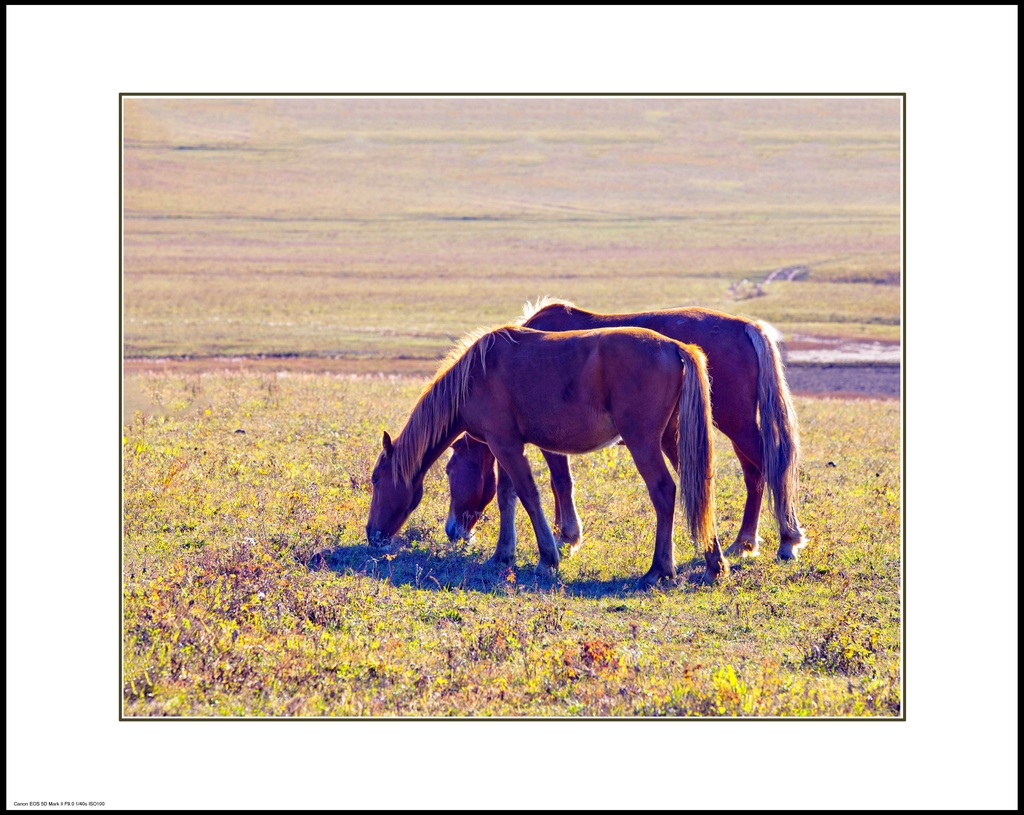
[366,430,424,545]
[444,434,496,541]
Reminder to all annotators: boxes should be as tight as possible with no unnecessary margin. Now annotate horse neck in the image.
[396,421,465,486]
[394,330,490,485]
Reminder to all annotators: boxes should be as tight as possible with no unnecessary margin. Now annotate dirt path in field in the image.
[781,335,900,398]
[783,364,899,399]
[123,335,901,399]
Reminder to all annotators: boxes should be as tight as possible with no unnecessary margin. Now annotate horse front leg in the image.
[489,443,561,578]
[541,450,582,555]
[485,465,519,567]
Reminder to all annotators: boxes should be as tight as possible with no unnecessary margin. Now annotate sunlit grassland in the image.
[122,374,901,717]
[121,98,902,716]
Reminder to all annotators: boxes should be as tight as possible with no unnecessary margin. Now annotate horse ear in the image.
[382,431,393,456]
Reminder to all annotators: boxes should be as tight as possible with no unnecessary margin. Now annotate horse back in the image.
[462,327,681,454]
[524,304,757,363]
[523,305,760,419]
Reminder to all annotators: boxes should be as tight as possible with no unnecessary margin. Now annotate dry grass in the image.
[123,98,901,361]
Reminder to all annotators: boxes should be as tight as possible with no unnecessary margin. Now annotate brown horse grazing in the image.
[366,324,728,586]
[445,435,584,550]
[445,298,807,561]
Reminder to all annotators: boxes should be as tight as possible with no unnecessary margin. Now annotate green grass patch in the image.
[123,373,901,717]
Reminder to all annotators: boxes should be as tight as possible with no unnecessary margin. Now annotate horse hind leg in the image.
[722,429,806,561]
[660,419,680,471]
[542,450,582,555]
[770,455,809,561]
[622,436,679,589]
[722,438,765,559]
[772,456,808,560]
[659,420,728,573]
[745,321,808,560]
[777,523,808,560]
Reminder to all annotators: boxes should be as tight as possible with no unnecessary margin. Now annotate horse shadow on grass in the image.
[307,527,719,600]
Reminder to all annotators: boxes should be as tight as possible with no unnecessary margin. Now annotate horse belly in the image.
[516,402,620,455]
[576,434,623,453]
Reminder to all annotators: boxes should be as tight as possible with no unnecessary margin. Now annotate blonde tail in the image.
[676,343,717,557]
[745,322,801,534]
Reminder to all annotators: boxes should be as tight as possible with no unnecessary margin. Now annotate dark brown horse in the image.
[445,298,807,561]
[367,324,728,586]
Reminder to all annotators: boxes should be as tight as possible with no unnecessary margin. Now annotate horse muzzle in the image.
[445,512,479,543]
[366,527,391,547]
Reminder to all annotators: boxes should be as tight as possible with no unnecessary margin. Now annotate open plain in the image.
[122,97,901,716]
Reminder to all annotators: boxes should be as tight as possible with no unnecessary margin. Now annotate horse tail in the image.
[744,321,801,534]
[676,343,717,557]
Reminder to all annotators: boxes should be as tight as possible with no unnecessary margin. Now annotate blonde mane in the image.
[393,326,517,485]
[516,296,576,325]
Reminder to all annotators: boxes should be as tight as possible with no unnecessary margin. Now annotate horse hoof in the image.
[534,562,558,579]
[703,559,729,583]
[777,537,808,561]
[559,538,583,557]
[557,525,582,545]
[637,570,671,590]
[485,554,514,569]
[724,537,761,559]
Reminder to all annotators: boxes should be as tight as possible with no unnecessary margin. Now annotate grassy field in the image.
[121,97,902,717]
[123,98,901,361]
[122,373,900,717]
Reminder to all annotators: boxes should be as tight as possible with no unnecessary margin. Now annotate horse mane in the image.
[516,296,576,325]
[393,326,517,485]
